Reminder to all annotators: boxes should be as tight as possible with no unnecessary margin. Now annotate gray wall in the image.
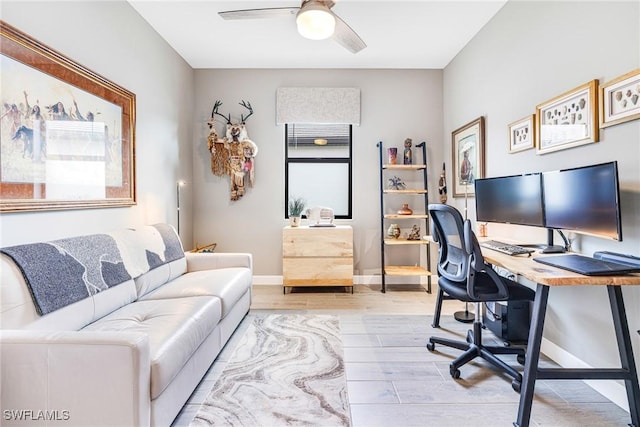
[0,1,195,248]
[443,0,639,406]
[193,69,443,277]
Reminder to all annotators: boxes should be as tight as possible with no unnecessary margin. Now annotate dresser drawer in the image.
[282,226,353,257]
[283,257,353,286]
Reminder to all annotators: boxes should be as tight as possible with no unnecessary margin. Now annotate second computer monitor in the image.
[543,161,622,241]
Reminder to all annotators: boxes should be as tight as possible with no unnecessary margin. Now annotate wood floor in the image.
[172,284,632,426]
[251,283,463,315]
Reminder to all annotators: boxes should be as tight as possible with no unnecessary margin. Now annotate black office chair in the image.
[426,204,535,391]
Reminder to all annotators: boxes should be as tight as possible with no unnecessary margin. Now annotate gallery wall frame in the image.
[0,21,136,212]
[600,68,640,128]
[451,116,484,198]
[535,79,599,154]
[508,114,535,153]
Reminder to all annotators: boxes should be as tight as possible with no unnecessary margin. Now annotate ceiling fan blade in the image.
[219,7,299,20]
[331,13,366,54]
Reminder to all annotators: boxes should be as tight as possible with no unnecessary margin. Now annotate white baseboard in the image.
[541,337,629,412]
[252,275,282,285]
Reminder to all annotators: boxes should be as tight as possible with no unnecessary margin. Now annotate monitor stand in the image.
[521,229,567,253]
[541,229,567,253]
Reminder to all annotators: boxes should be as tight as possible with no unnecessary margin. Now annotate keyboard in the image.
[480,240,534,256]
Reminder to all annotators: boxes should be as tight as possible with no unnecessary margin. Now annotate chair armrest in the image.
[1,330,150,427]
[186,252,253,272]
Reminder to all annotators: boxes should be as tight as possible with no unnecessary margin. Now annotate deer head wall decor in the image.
[207,100,258,201]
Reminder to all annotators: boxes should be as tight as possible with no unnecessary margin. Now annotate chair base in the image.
[427,320,525,391]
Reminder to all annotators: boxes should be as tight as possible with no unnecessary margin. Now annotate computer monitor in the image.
[542,161,622,241]
[475,173,544,227]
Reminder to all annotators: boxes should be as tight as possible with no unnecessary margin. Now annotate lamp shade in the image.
[296,4,335,40]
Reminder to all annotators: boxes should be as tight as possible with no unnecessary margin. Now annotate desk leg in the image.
[607,285,640,427]
[514,284,549,427]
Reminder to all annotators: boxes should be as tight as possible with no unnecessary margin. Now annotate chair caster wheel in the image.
[512,380,521,393]
[517,354,526,365]
[450,366,461,379]
[426,342,435,352]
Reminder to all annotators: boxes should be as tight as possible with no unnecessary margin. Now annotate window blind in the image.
[287,123,350,146]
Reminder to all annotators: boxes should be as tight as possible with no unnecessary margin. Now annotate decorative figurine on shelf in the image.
[438,162,447,203]
[387,147,398,165]
[387,176,406,190]
[207,100,258,201]
[387,224,401,239]
[407,225,421,240]
[403,138,412,165]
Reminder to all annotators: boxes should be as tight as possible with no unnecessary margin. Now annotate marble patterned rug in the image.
[190,314,351,427]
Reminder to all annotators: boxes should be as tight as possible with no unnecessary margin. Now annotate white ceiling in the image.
[128,0,508,69]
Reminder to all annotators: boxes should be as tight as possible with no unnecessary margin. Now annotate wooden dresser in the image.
[282,225,353,292]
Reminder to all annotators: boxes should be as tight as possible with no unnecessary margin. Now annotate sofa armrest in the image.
[186,252,253,273]
[1,330,150,427]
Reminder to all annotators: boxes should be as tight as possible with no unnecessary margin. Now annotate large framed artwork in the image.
[535,79,598,154]
[0,21,136,212]
[600,68,640,128]
[451,116,484,198]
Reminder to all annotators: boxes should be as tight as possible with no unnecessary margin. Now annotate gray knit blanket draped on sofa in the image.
[0,223,183,315]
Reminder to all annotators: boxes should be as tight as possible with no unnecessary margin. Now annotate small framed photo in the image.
[535,79,599,154]
[451,116,484,197]
[600,68,640,128]
[508,114,535,153]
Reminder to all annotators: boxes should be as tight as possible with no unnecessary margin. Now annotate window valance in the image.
[276,87,360,125]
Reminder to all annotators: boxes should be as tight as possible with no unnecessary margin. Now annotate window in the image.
[285,123,352,219]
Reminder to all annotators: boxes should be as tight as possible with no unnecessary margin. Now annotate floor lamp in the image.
[454,181,474,323]
[176,181,185,236]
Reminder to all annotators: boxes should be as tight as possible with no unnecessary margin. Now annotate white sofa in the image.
[0,224,252,426]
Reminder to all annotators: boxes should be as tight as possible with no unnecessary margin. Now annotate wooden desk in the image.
[482,250,640,427]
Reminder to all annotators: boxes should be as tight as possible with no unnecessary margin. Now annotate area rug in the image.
[190,314,351,427]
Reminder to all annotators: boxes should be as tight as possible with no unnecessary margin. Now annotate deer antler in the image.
[239,100,254,124]
[212,100,231,124]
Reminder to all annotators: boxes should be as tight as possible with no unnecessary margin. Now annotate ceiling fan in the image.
[218,0,366,54]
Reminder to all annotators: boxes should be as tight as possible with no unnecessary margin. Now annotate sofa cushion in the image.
[134,258,187,299]
[139,268,251,318]
[83,296,221,399]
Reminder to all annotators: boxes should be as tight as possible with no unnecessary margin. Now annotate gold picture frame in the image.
[452,116,484,197]
[0,21,136,212]
[508,114,535,153]
[600,68,640,128]
[535,79,599,154]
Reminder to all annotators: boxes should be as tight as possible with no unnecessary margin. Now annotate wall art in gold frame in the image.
[0,21,136,212]
[451,116,484,198]
[600,68,640,128]
[535,80,599,154]
[508,114,535,153]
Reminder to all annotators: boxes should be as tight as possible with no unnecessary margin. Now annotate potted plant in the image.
[288,196,306,227]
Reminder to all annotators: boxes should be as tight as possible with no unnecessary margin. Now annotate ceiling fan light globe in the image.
[296,7,335,40]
